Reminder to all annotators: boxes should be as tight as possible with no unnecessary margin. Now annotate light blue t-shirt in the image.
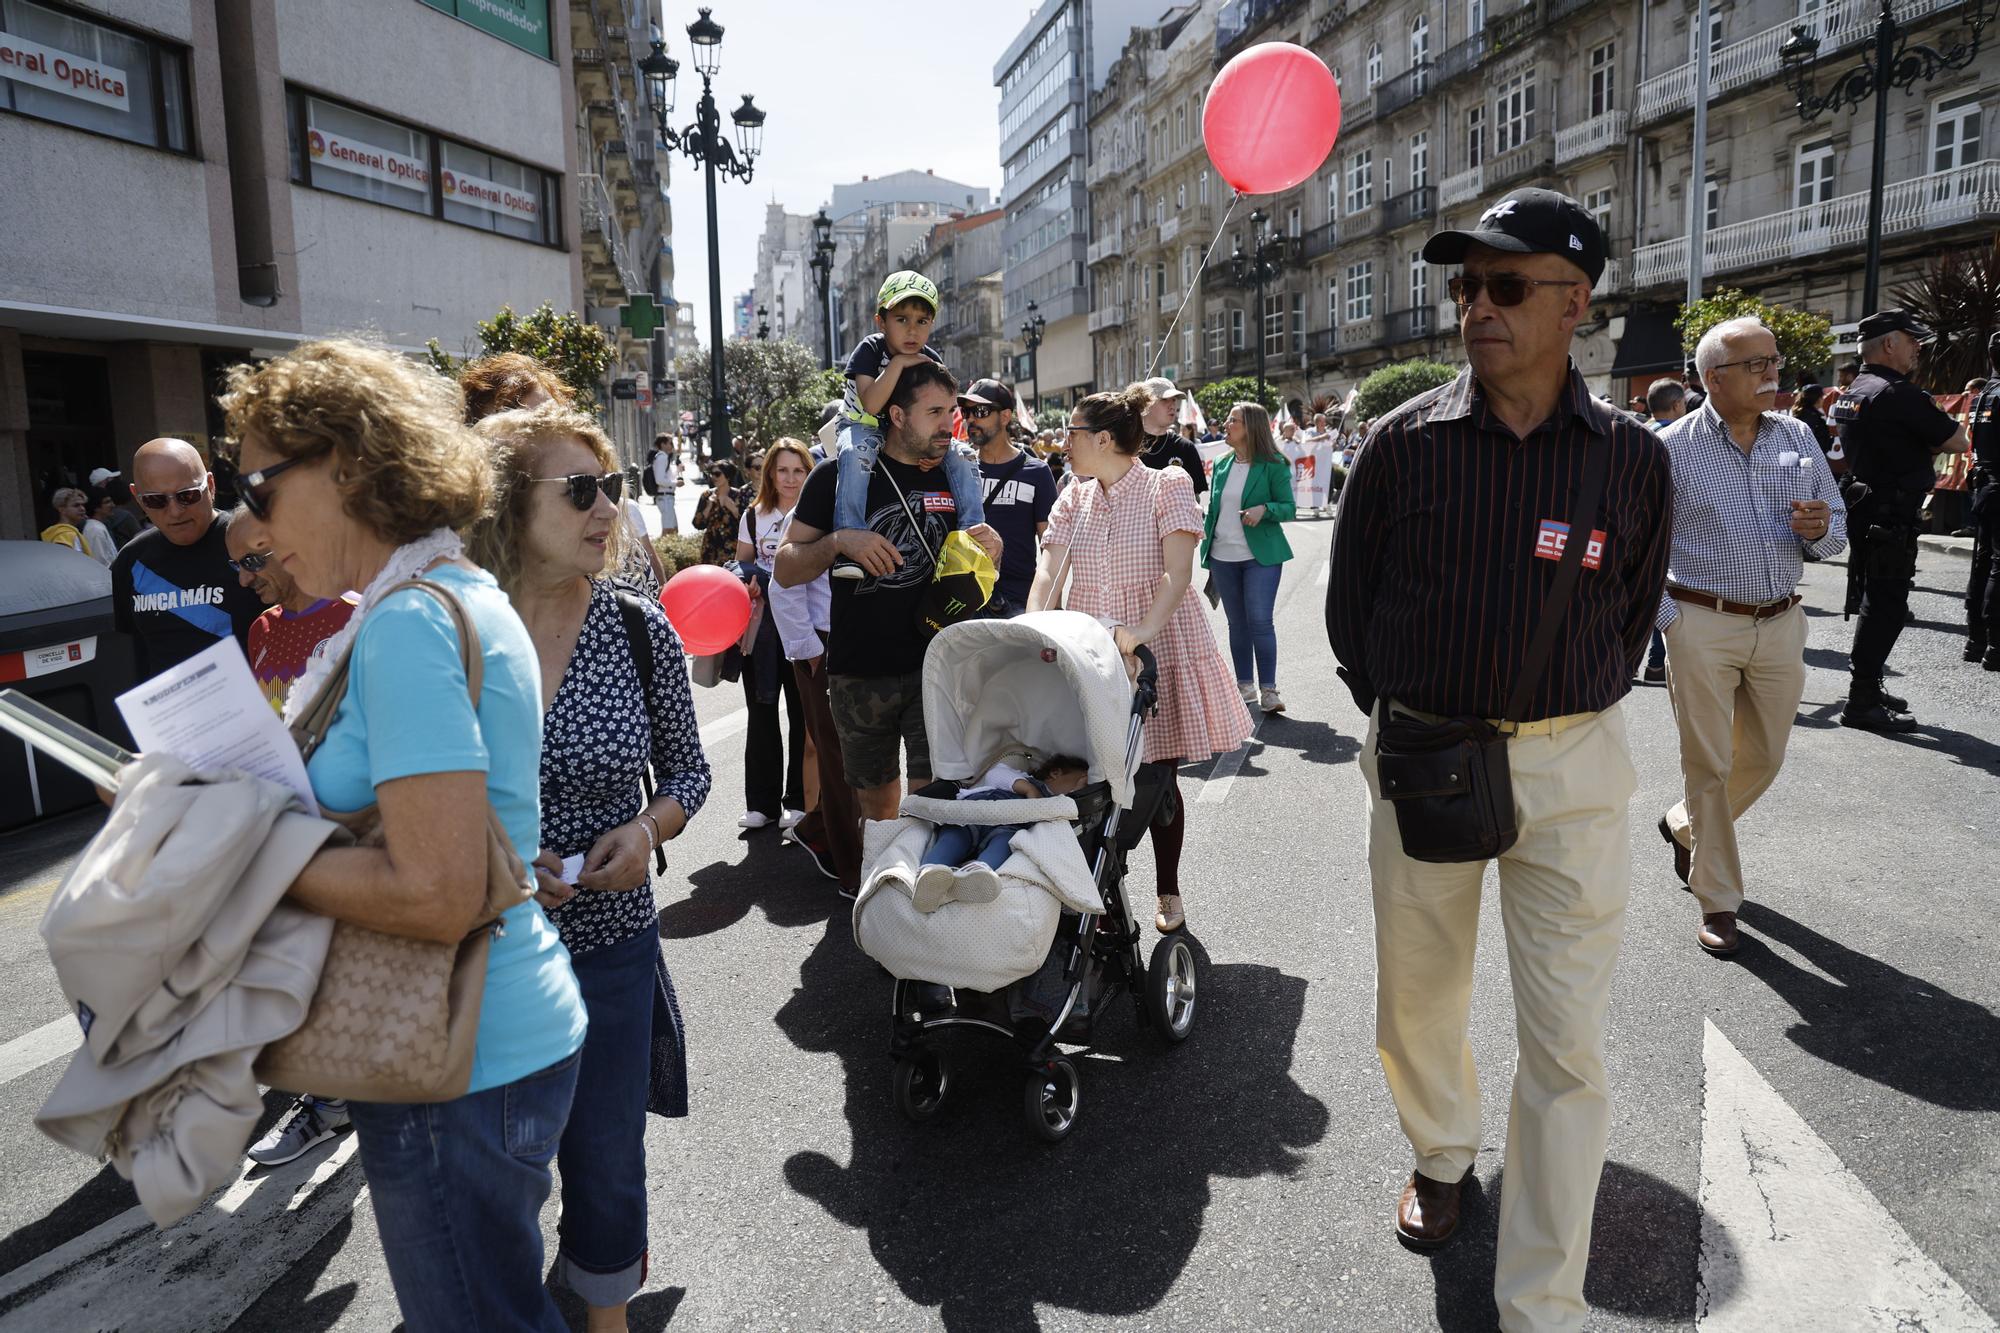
[304,564,587,1095]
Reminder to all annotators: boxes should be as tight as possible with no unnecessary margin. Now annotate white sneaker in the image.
[1260,687,1286,714]
[247,1095,349,1167]
[953,863,1002,905]
[912,863,958,914]
[738,811,772,830]
[779,808,807,830]
[830,560,866,580]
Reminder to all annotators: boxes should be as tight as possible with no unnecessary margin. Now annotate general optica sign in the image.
[0,33,130,112]
[419,0,551,60]
[306,128,431,193]
[443,168,541,223]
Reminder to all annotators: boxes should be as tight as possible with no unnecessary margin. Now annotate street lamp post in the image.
[756,304,770,340]
[1229,208,1289,402]
[1778,0,1993,314]
[809,207,836,370]
[1019,300,1046,414]
[639,9,766,464]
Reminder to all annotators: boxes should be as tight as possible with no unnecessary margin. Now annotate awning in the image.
[1610,305,1684,379]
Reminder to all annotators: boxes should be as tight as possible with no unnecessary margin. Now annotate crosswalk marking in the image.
[0,1016,78,1088]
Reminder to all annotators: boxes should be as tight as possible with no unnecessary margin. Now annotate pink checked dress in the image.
[1044,462,1253,764]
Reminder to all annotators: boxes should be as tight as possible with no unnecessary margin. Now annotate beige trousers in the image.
[1661,601,1808,914]
[1362,703,1636,1333]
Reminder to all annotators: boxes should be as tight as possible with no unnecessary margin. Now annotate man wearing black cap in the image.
[1828,309,1970,729]
[1326,187,1672,1333]
[1962,332,2000,670]
[960,378,1056,614]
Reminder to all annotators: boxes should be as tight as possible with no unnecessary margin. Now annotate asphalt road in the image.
[0,502,1993,1333]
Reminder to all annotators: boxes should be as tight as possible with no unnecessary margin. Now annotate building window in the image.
[1931,94,1982,173]
[1290,291,1306,351]
[1705,178,1721,231]
[1181,244,1195,290]
[1410,15,1430,95]
[1263,292,1286,356]
[442,138,557,243]
[1207,312,1227,367]
[1175,104,1186,148]
[1793,141,1834,209]
[1409,250,1428,312]
[1176,181,1186,209]
[1383,152,1394,198]
[1287,205,1301,236]
[1230,308,1246,349]
[1495,70,1535,152]
[1155,194,1164,225]
[1327,275,1340,329]
[1346,149,1374,213]
[1409,131,1429,190]
[0,0,192,152]
[1365,43,1382,92]
[1466,105,1484,168]
[1469,0,1486,34]
[1325,170,1339,223]
[1199,168,1210,203]
[290,90,434,218]
[1691,11,1722,57]
[1588,42,1616,116]
[1181,326,1194,370]
[1584,185,1613,236]
[1345,261,1375,323]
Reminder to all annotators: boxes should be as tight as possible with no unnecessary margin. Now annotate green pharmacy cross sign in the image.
[419,0,551,60]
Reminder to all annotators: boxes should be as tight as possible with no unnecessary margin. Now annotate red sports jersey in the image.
[248,596,357,711]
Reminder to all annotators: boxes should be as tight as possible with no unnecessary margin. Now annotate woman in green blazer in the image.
[1199,402,1295,713]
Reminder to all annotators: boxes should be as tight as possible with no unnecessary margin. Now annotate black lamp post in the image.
[756,304,770,340]
[809,207,836,370]
[640,9,765,464]
[1778,0,1992,314]
[1229,207,1289,401]
[1019,299,1046,413]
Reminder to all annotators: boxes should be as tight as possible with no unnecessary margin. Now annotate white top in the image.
[651,452,675,490]
[762,509,832,661]
[1209,460,1253,562]
[81,518,116,566]
[964,761,1031,798]
[736,505,787,572]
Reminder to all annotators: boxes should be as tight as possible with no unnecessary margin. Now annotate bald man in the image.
[109,439,263,677]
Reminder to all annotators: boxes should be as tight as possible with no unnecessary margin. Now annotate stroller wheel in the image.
[892,1052,949,1123]
[1023,1057,1081,1142]
[1146,933,1199,1043]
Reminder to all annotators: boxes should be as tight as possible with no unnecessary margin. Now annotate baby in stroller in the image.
[914,754,1090,913]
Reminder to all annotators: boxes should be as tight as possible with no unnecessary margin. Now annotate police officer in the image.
[1964,333,2000,670]
[1828,309,1971,731]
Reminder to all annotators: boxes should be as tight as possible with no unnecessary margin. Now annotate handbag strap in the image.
[1498,441,1612,728]
[876,456,940,571]
[292,577,482,760]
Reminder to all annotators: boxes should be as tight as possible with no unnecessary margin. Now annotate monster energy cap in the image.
[876,270,940,314]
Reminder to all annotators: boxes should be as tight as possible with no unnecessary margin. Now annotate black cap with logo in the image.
[956,378,1015,412]
[1855,309,1934,343]
[1422,187,1606,285]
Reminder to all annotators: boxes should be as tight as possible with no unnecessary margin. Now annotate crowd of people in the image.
[25,180,1995,1333]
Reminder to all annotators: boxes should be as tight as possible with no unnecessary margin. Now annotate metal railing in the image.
[578,172,645,299]
[1302,220,1341,258]
[1216,0,1308,57]
[1381,186,1437,232]
[1160,289,1182,314]
[1374,62,1433,120]
[1554,111,1630,167]
[1633,159,2000,288]
[1434,29,1488,85]
[1385,306,1441,343]
[1088,303,1128,332]
[1440,164,1484,208]
[1592,257,1625,297]
[1307,327,1339,358]
[1087,228,1125,264]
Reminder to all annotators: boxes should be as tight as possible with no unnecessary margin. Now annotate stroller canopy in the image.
[922,611,1141,808]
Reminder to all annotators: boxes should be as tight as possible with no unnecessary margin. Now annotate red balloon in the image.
[1203,42,1342,196]
[659,563,752,657]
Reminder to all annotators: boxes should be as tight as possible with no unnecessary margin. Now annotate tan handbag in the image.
[254,578,534,1104]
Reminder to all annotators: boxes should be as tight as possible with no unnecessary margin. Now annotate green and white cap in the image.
[876,270,940,314]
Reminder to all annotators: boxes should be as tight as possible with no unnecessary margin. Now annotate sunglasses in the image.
[134,476,210,511]
[1446,274,1585,309]
[534,471,624,511]
[236,454,313,521]
[229,550,272,575]
[961,404,1000,420]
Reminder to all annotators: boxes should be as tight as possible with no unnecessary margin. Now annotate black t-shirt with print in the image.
[977,449,1058,605]
[109,512,264,678]
[793,453,953,677]
[1140,431,1210,496]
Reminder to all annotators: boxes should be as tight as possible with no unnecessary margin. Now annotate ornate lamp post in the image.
[639,9,766,463]
[756,304,770,340]
[1230,207,1289,401]
[1778,0,1993,314]
[1019,299,1046,413]
[809,207,836,370]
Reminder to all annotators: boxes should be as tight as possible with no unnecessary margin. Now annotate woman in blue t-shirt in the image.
[221,339,587,1333]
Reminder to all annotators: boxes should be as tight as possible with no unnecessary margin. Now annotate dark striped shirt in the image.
[1325,364,1673,721]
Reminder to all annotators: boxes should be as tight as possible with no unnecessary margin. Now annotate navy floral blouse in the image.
[539,580,711,955]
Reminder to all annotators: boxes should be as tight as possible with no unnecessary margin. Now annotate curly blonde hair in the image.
[219,339,491,544]
[464,403,625,594]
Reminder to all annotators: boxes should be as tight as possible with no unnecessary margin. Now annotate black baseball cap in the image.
[1422,187,1606,285]
[957,378,1014,412]
[1856,308,1934,343]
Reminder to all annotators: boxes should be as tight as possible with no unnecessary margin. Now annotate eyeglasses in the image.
[134,476,210,511]
[1712,354,1787,376]
[229,550,272,575]
[962,404,1000,420]
[534,471,624,511]
[1446,274,1586,309]
[237,455,313,521]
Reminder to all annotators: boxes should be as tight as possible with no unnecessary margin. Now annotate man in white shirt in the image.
[648,433,680,533]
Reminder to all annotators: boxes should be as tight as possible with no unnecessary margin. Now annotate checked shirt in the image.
[1656,402,1847,630]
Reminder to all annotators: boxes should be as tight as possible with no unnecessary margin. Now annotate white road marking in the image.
[1195,720,1263,806]
[1316,558,1330,588]
[0,1016,79,1088]
[0,1135,364,1330]
[1696,1018,1996,1332]
[698,708,748,751]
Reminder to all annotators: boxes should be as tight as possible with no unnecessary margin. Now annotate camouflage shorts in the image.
[827,672,930,791]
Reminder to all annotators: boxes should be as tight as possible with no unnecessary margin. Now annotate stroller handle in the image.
[1131,644,1159,712]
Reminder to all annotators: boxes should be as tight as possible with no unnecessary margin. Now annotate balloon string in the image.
[1147,192,1243,378]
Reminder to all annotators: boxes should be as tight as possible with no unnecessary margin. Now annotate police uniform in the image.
[1828,310,1963,723]
[1965,357,2000,668]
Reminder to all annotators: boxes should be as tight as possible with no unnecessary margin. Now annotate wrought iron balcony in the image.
[1374,62,1434,120]
[1381,186,1437,232]
[1434,29,1488,85]
[1385,305,1442,343]
[1307,327,1339,359]
[1301,220,1341,259]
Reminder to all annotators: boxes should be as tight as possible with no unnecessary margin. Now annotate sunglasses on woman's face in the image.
[535,471,624,511]
[134,477,210,511]
[236,455,313,520]
[228,549,272,575]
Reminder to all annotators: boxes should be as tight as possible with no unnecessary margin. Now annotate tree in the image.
[1673,288,1832,388]
[1893,242,2000,391]
[1194,376,1277,427]
[674,338,823,444]
[1352,360,1459,421]
[425,302,616,413]
[762,368,848,443]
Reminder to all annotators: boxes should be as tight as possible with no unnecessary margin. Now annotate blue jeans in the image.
[554,927,658,1308]
[1209,557,1283,687]
[923,788,1032,871]
[833,418,985,531]
[348,1048,582,1333]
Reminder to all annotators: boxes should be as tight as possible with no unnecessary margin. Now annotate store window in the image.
[0,0,191,152]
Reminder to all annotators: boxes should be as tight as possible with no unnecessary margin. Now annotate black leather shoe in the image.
[1984,651,2000,672]
[1658,816,1691,889]
[1968,640,1989,664]
[1874,679,1909,712]
[1841,701,1918,733]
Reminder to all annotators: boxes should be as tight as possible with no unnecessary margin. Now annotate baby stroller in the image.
[851,611,1203,1142]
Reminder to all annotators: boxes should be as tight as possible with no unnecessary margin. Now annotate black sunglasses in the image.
[236,454,313,521]
[1446,273,1586,309]
[961,404,1000,420]
[134,477,210,511]
[534,471,624,511]
[229,550,272,575]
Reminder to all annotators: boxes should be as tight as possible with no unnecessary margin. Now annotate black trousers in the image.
[743,657,805,817]
[1967,478,1999,648]
[1849,524,1919,684]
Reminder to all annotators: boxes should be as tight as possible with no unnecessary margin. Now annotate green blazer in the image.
[1200,453,1296,568]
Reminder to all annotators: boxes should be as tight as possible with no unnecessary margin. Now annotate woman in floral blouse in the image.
[693,460,746,566]
[468,403,711,1331]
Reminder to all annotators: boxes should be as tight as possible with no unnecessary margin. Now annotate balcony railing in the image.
[579,172,644,299]
[1302,220,1340,259]
[1087,229,1125,264]
[1634,0,1966,125]
[1488,132,1554,190]
[1382,185,1437,232]
[1592,257,1625,297]
[1159,214,1181,245]
[1088,304,1128,333]
[1160,289,1183,315]
[1434,29,1488,85]
[1554,110,1630,167]
[1307,327,1339,359]
[1374,62,1433,120]
[1338,317,1385,351]
[1158,204,1212,248]
[1440,164,1484,208]
[1385,306,1442,343]
[1216,0,1307,58]
[1631,159,2000,288]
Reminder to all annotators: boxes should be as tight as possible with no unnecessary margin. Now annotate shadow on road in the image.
[230,1214,358,1333]
[1734,902,2000,1112]
[657,832,842,940]
[773,921,1328,1330]
[0,1161,135,1281]
[552,1282,684,1331]
[1236,716,1362,770]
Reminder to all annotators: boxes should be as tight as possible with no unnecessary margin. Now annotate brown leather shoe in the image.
[1395,1169,1467,1249]
[1659,816,1691,890]
[1698,911,1740,956]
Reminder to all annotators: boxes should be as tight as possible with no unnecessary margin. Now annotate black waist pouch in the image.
[1375,712,1517,864]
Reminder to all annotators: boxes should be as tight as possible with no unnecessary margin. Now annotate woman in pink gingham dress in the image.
[1030,385,1253,933]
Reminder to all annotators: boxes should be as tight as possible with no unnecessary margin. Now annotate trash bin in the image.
[0,540,138,831]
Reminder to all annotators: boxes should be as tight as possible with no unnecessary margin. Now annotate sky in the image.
[662,0,1022,347]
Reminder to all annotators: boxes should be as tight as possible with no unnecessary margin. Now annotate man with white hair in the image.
[1654,317,1845,956]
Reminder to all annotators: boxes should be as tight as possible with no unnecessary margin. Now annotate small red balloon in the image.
[1203,42,1342,196]
[659,563,751,657]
